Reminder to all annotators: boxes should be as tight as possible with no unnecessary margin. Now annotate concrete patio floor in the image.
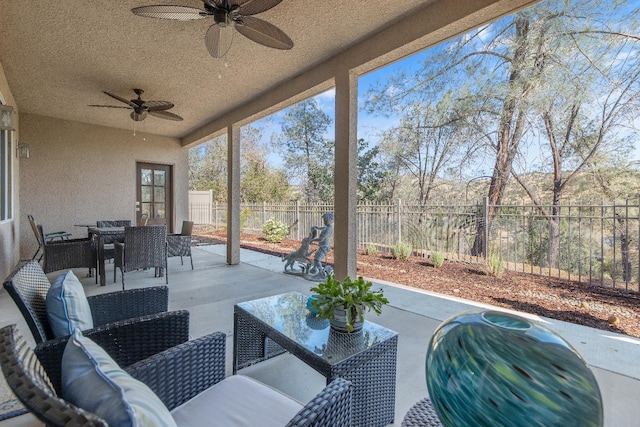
[2,244,639,426]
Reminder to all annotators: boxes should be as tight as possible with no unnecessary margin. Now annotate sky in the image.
[253,56,420,169]
[246,0,640,172]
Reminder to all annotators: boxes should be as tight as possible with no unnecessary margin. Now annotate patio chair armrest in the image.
[126,332,227,410]
[285,378,353,427]
[87,285,169,325]
[35,310,190,395]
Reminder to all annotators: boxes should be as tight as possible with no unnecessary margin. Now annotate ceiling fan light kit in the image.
[132,0,293,59]
[131,111,147,122]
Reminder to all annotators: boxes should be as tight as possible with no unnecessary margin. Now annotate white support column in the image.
[227,124,240,265]
[333,69,358,280]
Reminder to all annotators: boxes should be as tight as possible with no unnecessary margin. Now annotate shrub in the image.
[220,209,253,232]
[432,251,444,268]
[365,244,378,256]
[262,218,288,243]
[487,251,505,277]
[240,209,254,230]
[391,241,412,260]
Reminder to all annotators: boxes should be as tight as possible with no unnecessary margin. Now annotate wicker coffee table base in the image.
[402,398,443,427]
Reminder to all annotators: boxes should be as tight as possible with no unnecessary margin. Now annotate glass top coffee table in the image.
[233,291,398,427]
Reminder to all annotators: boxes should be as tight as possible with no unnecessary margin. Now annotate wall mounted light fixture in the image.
[17,142,30,159]
[0,105,16,131]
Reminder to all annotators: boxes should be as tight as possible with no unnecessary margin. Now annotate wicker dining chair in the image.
[167,220,194,270]
[2,260,182,345]
[95,220,132,228]
[0,324,353,427]
[39,225,98,284]
[95,220,131,262]
[114,225,168,289]
[27,214,71,261]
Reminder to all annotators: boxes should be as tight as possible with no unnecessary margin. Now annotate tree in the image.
[189,124,291,202]
[508,0,640,267]
[239,125,291,202]
[277,99,334,202]
[357,139,389,201]
[364,15,542,257]
[376,97,478,205]
[242,158,291,202]
[189,137,227,201]
[364,0,640,259]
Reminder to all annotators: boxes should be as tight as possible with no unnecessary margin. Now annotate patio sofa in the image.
[0,324,354,426]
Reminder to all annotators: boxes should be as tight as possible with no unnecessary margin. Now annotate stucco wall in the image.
[0,60,20,280]
[18,113,187,260]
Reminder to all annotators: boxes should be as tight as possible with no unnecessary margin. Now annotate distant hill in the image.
[398,167,640,206]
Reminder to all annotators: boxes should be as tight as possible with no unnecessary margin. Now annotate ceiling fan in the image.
[131,0,293,58]
[88,89,183,122]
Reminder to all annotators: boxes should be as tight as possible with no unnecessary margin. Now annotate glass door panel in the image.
[136,163,172,229]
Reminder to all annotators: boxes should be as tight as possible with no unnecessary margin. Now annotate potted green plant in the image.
[309,275,389,333]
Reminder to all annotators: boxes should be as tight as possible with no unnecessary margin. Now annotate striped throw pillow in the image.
[62,329,177,427]
[46,270,94,337]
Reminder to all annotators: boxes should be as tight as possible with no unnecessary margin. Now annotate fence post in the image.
[208,190,213,224]
[295,200,300,240]
[482,196,489,259]
[214,201,218,229]
[262,201,266,225]
[397,199,402,243]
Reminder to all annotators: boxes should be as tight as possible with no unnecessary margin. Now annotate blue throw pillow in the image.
[62,330,177,427]
[46,270,94,337]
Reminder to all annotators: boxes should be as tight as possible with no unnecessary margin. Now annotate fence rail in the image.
[189,197,640,293]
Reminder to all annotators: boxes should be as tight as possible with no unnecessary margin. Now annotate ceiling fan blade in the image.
[144,100,175,112]
[131,5,208,20]
[103,91,137,108]
[205,23,234,58]
[131,111,148,121]
[149,110,184,121]
[234,16,292,50]
[232,0,283,16]
[88,104,133,109]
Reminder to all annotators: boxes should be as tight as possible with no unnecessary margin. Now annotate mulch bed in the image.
[193,229,640,338]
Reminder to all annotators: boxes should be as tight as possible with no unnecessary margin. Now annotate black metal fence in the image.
[189,197,640,292]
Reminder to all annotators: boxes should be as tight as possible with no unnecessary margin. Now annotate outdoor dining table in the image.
[233,291,399,427]
[88,226,125,286]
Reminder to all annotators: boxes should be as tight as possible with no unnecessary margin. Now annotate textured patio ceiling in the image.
[0,0,538,144]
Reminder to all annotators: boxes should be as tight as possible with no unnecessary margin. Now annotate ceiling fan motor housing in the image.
[213,9,229,26]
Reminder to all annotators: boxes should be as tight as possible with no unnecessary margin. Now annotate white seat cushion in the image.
[170,375,304,427]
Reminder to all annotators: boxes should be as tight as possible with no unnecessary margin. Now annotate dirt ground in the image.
[193,229,640,339]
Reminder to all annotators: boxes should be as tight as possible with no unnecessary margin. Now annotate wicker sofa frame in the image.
[0,324,353,426]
